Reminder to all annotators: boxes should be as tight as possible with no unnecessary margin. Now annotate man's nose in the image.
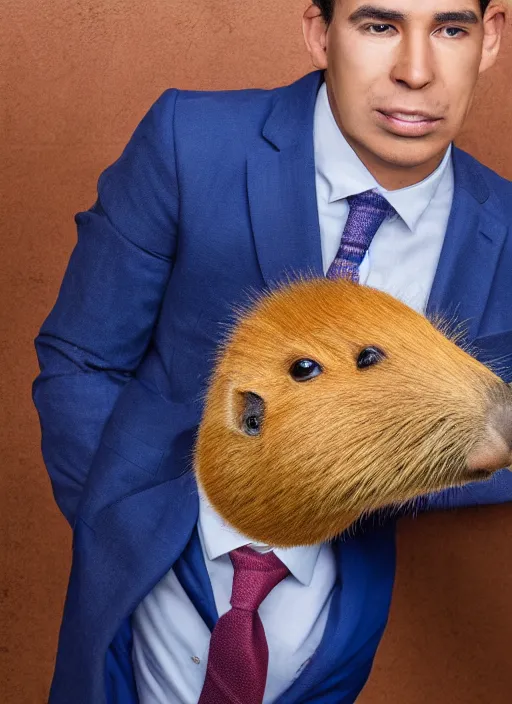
[391,33,435,90]
[466,384,512,473]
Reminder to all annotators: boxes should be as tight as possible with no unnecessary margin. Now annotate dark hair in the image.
[312,0,492,25]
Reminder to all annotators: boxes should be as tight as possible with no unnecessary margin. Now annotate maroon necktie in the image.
[198,545,290,704]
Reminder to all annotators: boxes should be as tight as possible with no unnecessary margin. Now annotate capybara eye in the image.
[357,346,387,369]
[289,359,323,382]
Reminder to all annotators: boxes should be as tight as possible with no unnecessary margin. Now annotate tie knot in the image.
[347,189,394,218]
[229,546,289,612]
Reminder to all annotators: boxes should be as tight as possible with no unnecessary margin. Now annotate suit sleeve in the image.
[32,88,180,526]
[423,468,512,511]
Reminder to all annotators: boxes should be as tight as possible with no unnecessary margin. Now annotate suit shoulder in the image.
[136,71,323,159]
[124,82,283,169]
[473,156,511,193]
[173,82,278,107]
[457,149,512,215]
[170,83,282,141]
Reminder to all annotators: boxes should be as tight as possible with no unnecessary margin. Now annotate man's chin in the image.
[346,128,447,171]
[371,143,447,170]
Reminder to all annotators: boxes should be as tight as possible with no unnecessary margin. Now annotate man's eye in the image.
[366,24,395,34]
[440,26,467,38]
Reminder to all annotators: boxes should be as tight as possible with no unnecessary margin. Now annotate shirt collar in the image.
[197,487,322,587]
[314,80,453,232]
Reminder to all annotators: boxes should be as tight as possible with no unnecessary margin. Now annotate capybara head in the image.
[194,278,512,547]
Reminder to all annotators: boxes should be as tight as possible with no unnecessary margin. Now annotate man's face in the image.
[304,0,504,181]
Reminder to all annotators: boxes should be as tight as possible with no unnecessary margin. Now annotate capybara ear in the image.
[230,390,265,437]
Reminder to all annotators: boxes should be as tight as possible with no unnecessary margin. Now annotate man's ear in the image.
[302,3,329,70]
[479,2,507,74]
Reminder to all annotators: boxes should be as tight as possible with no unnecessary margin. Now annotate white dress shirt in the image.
[132,490,336,703]
[132,79,455,703]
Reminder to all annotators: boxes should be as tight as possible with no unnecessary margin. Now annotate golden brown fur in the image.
[194,278,510,547]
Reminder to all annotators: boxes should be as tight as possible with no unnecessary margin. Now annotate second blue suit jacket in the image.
[33,69,512,703]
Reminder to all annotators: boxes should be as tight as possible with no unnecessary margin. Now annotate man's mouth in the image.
[385,111,436,121]
[376,109,443,137]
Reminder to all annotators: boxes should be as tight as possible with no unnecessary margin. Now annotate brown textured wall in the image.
[2,1,512,702]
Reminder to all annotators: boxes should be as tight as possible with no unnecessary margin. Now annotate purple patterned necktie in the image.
[198,546,290,704]
[326,189,395,282]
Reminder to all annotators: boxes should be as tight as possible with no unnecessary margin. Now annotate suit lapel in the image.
[247,70,325,288]
[173,525,219,632]
[426,147,508,342]
[276,520,396,703]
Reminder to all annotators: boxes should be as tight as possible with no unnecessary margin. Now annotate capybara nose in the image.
[466,384,512,473]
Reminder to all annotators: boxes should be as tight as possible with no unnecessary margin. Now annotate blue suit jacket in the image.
[33,69,512,703]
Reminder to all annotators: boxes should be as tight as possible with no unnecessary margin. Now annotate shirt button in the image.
[191,656,201,665]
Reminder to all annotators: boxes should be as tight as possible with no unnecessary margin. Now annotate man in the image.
[32,1,512,702]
